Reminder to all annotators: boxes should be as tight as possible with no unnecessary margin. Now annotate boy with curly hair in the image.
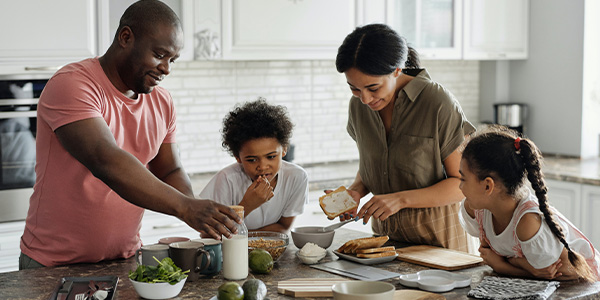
[200,98,309,232]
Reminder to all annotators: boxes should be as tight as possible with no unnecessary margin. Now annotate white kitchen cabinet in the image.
[387,0,463,60]
[0,221,25,273]
[219,0,357,60]
[581,184,600,248]
[546,179,582,229]
[0,0,97,74]
[463,0,529,60]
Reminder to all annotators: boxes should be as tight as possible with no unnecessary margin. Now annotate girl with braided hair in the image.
[458,125,599,282]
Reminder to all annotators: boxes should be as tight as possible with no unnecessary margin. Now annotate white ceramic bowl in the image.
[291,226,335,249]
[296,251,326,265]
[130,277,187,300]
[332,281,395,300]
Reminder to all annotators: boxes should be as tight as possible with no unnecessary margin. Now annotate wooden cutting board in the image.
[277,278,445,299]
[396,245,483,270]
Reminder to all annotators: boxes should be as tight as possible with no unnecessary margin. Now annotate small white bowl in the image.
[130,278,187,299]
[332,281,395,300]
[296,251,326,264]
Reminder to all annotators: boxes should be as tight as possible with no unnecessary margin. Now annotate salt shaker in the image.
[222,205,248,280]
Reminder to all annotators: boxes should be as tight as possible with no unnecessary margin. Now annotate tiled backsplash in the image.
[161,60,479,174]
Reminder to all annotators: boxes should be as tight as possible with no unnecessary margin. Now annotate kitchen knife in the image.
[56,281,73,300]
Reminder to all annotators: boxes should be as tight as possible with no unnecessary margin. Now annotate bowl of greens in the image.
[128,257,189,300]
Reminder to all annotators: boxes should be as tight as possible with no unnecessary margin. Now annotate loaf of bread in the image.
[337,236,389,254]
[356,246,396,254]
[356,251,397,258]
[319,186,358,219]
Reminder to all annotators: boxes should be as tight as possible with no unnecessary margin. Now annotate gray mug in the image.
[135,243,170,266]
[169,241,211,281]
[193,238,222,276]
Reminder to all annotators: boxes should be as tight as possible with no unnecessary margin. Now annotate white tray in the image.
[333,250,398,265]
[398,270,471,292]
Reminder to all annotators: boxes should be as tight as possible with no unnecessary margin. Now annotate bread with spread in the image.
[337,236,389,254]
[319,186,358,219]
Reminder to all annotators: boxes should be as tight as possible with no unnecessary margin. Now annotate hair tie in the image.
[514,137,521,151]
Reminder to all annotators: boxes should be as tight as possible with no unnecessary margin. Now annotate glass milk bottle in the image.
[222,205,248,280]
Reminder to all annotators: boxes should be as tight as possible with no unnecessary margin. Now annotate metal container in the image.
[494,103,528,128]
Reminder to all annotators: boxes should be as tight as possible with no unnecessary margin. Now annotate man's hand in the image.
[239,176,274,215]
[180,199,241,240]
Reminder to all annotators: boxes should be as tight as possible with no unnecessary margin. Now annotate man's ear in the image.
[483,177,495,196]
[117,26,134,48]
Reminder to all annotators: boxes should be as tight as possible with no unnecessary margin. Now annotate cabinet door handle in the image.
[153,222,186,229]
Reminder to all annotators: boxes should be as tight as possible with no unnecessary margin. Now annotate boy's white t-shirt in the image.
[459,190,600,278]
[199,161,309,230]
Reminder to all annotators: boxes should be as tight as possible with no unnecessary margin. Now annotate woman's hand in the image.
[240,176,274,215]
[356,193,406,223]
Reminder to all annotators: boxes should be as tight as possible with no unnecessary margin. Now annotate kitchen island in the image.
[1,228,599,300]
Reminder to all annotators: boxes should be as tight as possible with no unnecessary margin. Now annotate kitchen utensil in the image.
[169,241,211,282]
[277,278,351,297]
[135,243,170,266]
[398,269,471,292]
[395,245,483,270]
[291,226,335,249]
[56,281,73,300]
[130,277,187,300]
[311,260,401,281]
[191,238,223,275]
[332,281,395,300]
[51,276,118,300]
[321,219,354,232]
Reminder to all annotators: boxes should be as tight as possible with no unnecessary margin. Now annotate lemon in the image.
[248,249,274,274]
[217,282,244,300]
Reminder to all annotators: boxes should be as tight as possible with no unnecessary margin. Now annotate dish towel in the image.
[468,276,560,300]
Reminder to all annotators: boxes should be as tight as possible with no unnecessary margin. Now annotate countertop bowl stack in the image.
[291,226,335,249]
[129,278,187,300]
[248,231,289,261]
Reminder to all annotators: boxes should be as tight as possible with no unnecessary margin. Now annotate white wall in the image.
[161,60,479,174]
[581,0,600,158]
[509,0,585,156]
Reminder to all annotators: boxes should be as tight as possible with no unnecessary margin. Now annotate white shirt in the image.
[459,190,600,276]
[199,161,309,230]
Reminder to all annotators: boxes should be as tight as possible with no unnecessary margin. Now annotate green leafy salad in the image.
[128,257,189,285]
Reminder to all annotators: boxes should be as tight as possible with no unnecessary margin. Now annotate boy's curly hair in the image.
[222,98,294,158]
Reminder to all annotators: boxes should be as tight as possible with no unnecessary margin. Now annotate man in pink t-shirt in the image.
[19,0,241,268]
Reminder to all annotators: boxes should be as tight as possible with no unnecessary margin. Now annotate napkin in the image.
[468,276,560,300]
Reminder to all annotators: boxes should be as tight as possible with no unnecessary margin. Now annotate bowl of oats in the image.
[248,231,289,261]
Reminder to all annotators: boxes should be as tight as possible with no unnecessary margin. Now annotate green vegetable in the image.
[128,257,189,285]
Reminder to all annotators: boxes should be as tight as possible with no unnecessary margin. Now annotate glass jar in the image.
[222,205,248,280]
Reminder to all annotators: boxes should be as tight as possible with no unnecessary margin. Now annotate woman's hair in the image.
[462,125,597,282]
[221,98,294,158]
[335,23,421,75]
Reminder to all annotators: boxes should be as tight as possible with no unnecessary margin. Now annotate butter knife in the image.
[56,281,73,300]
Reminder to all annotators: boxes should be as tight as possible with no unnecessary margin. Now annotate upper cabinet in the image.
[0,0,97,75]
[219,0,356,60]
[387,0,463,60]
[463,0,529,60]
[387,0,528,60]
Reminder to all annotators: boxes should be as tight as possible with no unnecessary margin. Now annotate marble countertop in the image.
[1,228,598,300]
[542,156,600,186]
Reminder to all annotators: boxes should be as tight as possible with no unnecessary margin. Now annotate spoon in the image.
[320,218,355,232]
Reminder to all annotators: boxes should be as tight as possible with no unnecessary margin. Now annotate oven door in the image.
[0,79,45,222]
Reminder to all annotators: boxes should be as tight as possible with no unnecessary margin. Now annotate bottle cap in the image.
[229,205,245,219]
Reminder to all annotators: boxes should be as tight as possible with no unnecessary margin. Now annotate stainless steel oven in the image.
[0,75,48,223]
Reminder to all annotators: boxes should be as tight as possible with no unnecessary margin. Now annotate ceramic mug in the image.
[135,243,170,266]
[169,241,211,281]
[192,238,223,276]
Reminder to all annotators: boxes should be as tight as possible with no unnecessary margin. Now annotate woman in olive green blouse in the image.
[335,24,475,251]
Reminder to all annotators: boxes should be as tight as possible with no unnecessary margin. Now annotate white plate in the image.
[398,270,471,293]
[333,250,398,265]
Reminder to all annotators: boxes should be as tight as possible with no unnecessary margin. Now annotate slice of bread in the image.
[356,251,397,258]
[356,246,396,254]
[337,236,389,254]
[319,186,358,219]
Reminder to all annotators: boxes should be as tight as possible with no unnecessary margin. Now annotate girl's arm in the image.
[253,216,295,233]
[357,149,464,222]
[479,245,532,277]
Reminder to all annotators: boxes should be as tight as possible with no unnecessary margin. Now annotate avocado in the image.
[242,279,267,300]
[248,249,273,274]
[217,282,244,300]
